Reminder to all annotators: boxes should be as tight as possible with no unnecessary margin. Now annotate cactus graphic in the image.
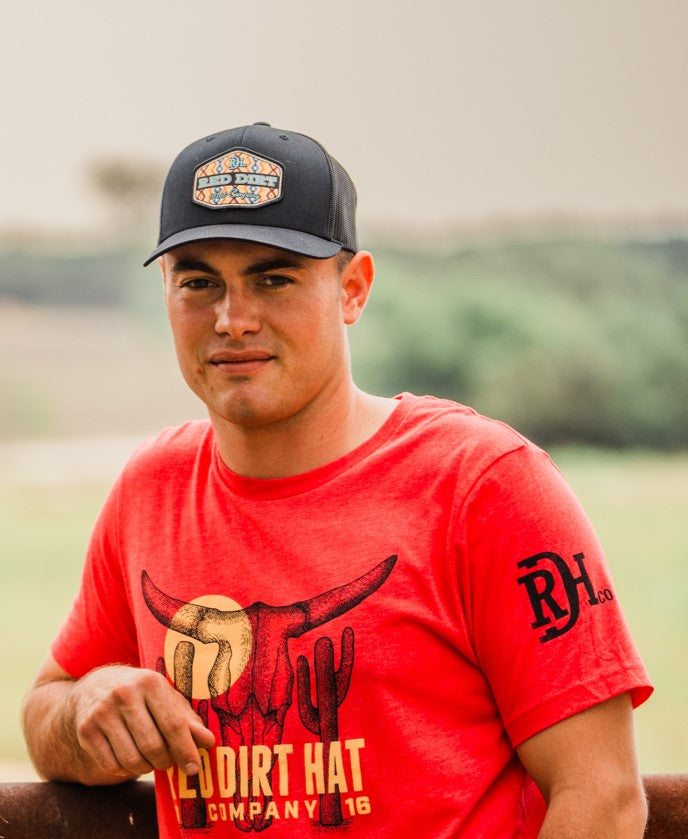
[297,627,354,826]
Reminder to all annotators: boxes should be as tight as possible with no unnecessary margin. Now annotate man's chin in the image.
[208,397,288,431]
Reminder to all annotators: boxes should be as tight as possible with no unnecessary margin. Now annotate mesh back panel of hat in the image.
[327,155,358,252]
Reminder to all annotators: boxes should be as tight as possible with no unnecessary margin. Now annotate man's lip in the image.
[208,350,275,364]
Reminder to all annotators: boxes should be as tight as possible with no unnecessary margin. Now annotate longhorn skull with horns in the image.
[141,555,397,830]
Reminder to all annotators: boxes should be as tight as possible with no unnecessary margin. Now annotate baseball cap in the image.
[144,122,358,266]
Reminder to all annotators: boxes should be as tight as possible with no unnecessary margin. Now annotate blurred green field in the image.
[550,448,688,773]
[0,470,113,766]
[1,445,686,775]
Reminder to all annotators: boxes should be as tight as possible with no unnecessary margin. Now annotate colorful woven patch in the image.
[193,149,283,209]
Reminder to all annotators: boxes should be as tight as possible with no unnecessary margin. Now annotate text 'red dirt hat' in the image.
[144,122,358,266]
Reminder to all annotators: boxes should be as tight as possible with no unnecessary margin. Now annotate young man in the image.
[23,123,652,837]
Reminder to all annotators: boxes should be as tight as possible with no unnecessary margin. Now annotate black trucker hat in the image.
[144,122,358,266]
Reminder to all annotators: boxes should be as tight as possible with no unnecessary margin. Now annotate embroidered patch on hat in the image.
[193,149,283,209]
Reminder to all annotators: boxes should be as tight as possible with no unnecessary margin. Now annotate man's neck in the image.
[210,387,397,480]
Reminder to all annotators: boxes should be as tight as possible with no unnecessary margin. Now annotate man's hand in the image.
[23,655,215,785]
[72,663,215,779]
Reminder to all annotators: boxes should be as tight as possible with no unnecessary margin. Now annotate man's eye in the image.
[181,278,215,290]
[260,275,293,288]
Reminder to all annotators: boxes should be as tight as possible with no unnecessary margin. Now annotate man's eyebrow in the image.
[168,254,309,277]
[241,256,308,276]
[168,258,222,276]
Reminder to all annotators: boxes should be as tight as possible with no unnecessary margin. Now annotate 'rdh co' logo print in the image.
[517,552,613,643]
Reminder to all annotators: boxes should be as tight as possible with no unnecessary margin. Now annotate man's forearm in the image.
[22,677,137,786]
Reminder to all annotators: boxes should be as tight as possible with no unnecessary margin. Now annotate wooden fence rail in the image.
[0,775,685,838]
[0,781,157,839]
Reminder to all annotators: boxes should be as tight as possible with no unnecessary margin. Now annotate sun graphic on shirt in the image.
[162,594,252,701]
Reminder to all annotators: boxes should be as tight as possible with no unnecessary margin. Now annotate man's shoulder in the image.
[122,419,214,478]
[400,393,531,458]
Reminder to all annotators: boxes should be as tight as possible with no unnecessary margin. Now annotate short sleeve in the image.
[457,443,652,747]
[51,474,139,678]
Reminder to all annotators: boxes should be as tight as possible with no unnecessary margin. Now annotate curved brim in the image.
[143,224,343,266]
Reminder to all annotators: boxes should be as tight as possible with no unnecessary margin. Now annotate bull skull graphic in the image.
[142,555,396,831]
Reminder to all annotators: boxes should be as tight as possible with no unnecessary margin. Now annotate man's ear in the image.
[341,251,374,325]
[158,255,170,303]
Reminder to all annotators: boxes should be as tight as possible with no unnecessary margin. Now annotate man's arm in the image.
[22,654,215,786]
[516,692,647,838]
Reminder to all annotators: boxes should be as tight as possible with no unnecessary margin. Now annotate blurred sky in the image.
[1,0,687,243]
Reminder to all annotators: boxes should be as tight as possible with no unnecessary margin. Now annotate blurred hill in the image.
[1,237,686,448]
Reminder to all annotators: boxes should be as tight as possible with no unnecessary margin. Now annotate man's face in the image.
[161,239,366,431]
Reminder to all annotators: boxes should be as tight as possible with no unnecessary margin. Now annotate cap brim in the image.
[143,224,342,266]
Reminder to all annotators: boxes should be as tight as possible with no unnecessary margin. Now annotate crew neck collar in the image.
[212,393,413,500]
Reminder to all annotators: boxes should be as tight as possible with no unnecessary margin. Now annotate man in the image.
[23,122,652,837]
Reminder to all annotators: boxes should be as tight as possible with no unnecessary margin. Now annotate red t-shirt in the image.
[52,393,652,837]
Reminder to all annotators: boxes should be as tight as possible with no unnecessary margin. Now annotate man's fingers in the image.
[146,694,214,774]
[190,716,216,750]
[106,725,156,776]
[78,715,153,778]
[119,700,177,771]
[74,665,215,777]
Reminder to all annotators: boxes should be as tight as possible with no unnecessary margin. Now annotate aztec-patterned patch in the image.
[193,149,283,209]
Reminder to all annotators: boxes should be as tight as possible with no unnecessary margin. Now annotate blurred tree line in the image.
[1,236,686,449]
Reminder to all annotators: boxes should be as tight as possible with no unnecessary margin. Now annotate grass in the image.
[0,477,111,760]
[551,448,688,773]
[2,445,685,774]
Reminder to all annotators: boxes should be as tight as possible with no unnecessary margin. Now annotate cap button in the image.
[253,121,271,126]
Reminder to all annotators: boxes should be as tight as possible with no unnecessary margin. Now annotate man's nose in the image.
[214,290,261,339]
